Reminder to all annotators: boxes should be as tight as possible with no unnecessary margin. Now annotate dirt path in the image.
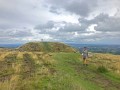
[20,53,36,79]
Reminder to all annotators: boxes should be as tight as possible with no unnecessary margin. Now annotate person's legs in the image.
[83,57,86,65]
[85,59,88,66]
[83,57,88,66]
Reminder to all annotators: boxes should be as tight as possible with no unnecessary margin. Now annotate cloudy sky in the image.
[0,0,120,44]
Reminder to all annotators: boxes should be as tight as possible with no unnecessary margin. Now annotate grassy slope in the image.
[0,52,120,90]
[53,53,120,90]
[52,53,103,90]
[18,42,76,52]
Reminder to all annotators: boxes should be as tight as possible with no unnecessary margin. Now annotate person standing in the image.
[82,47,88,66]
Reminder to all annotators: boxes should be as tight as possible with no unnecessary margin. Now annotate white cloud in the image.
[0,0,120,44]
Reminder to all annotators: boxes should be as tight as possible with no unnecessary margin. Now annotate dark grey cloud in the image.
[49,6,61,14]
[0,28,33,38]
[94,15,120,32]
[65,0,97,17]
[59,23,81,32]
[35,21,54,30]
[45,0,98,17]
[78,13,120,32]
[34,21,88,34]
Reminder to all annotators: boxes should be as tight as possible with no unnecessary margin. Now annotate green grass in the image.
[42,42,52,52]
[102,71,120,83]
[97,66,108,73]
[51,52,120,90]
[52,53,104,90]
[0,52,120,90]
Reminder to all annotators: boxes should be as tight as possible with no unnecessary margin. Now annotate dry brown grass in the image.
[0,50,57,90]
[89,53,120,74]
[0,52,11,61]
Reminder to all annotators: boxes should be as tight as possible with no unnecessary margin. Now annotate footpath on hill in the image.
[53,53,120,90]
[0,51,120,90]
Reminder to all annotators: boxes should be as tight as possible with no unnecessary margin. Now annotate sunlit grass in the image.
[0,51,120,90]
[89,53,120,74]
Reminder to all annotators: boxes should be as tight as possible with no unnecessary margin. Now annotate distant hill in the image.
[68,43,120,55]
[0,47,13,52]
[0,44,22,48]
[18,42,76,52]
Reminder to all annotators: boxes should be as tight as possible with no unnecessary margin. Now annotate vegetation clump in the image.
[97,66,108,73]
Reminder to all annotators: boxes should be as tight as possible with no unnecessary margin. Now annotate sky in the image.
[0,0,120,44]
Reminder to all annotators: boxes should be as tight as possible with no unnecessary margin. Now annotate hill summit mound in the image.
[18,42,76,52]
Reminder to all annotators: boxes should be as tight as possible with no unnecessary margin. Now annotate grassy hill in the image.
[18,42,76,52]
[0,42,120,90]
